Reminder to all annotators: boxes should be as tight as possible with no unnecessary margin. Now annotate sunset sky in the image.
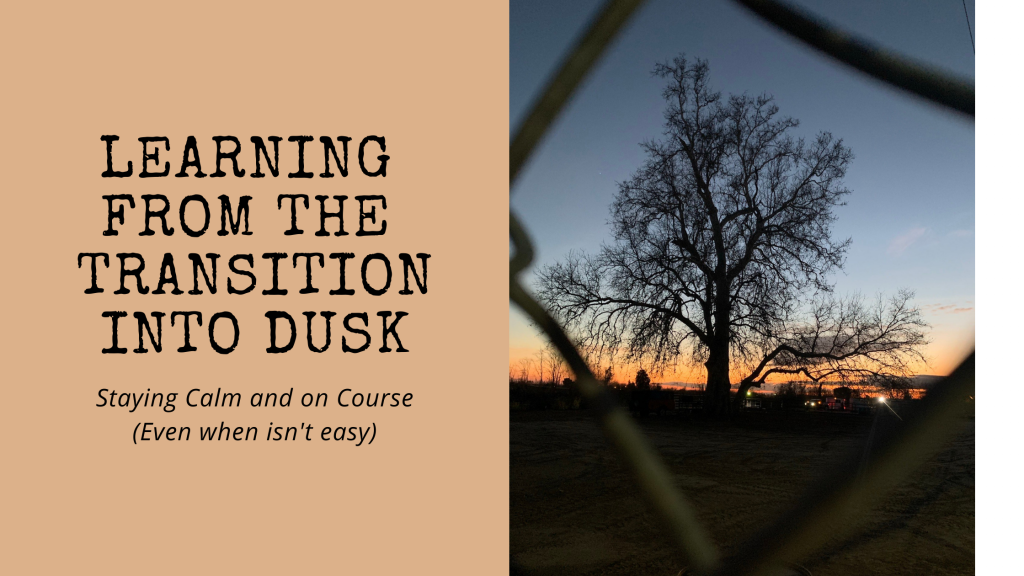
[510,0,974,383]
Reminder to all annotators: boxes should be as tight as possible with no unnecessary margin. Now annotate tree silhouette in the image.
[601,366,614,386]
[635,369,651,391]
[537,56,927,415]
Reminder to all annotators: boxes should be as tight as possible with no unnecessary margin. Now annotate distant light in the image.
[746,390,752,396]
[877,396,886,403]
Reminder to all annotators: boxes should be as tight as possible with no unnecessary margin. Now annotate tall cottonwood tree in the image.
[537,56,927,414]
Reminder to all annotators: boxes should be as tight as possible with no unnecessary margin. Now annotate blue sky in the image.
[510,0,975,380]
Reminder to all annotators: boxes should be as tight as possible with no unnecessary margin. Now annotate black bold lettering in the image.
[266,311,296,353]
[303,311,336,353]
[319,136,352,178]
[358,135,388,177]
[287,136,314,178]
[250,136,282,177]
[102,311,128,354]
[328,253,356,295]
[355,195,386,236]
[188,253,219,295]
[399,253,430,294]
[292,253,324,294]
[175,135,207,177]
[315,195,348,237]
[78,253,109,294]
[361,253,391,296]
[152,253,182,295]
[277,194,308,235]
[133,312,165,353]
[140,194,174,236]
[170,311,203,352]
[102,195,135,236]
[378,311,409,352]
[114,253,149,294]
[209,312,240,354]
[211,136,246,177]
[218,195,252,236]
[261,253,288,295]
[228,254,256,295]
[101,135,133,177]
[342,313,370,353]
[179,194,211,237]
[139,137,170,177]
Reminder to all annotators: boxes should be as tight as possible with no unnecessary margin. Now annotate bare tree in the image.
[536,56,927,414]
[737,291,927,401]
[535,347,547,384]
[517,358,534,384]
[600,366,614,386]
[546,343,568,387]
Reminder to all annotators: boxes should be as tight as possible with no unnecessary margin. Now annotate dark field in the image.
[511,410,974,576]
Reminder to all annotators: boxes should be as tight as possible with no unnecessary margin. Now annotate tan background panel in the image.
[0,1,508,574]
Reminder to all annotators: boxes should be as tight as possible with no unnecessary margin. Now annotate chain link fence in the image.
[509,1,974,574]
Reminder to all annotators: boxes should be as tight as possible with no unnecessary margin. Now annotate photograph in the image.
[510,1,975,574]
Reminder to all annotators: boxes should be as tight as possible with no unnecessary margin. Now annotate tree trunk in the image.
[733,380,756,410]
[705,287,733,416]
[704,345,732,416]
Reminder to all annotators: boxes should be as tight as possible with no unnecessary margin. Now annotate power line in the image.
[961,0,975,54]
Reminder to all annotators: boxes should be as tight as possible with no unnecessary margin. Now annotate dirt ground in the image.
[510,410,974,576]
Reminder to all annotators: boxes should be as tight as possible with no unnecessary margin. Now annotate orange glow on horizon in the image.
[510,297,974,385]
[509,337,972,385]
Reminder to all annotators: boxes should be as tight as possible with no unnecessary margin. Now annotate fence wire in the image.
[509,1,975,574]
